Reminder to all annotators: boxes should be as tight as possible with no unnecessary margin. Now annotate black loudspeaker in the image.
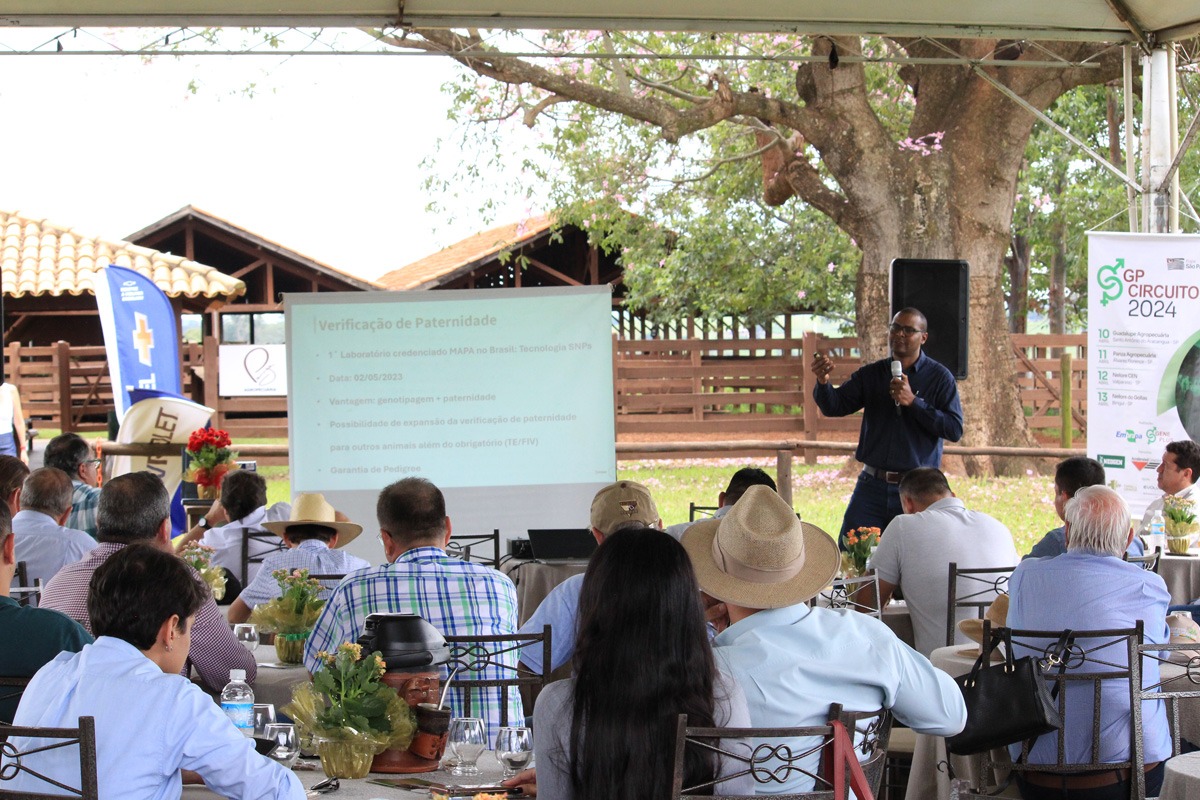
[890,259,969,379]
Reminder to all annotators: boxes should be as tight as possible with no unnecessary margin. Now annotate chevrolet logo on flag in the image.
[132,313,155,366]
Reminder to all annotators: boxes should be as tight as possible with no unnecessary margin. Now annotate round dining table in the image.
[183,751,509,799]
[1159,751,1200,800]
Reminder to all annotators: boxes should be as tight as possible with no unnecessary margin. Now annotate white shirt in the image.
[201,502,291,583]
[12,509,97,586]
[871,496,1018,656]
[1138,482,1197,534]
[9,636,303,800]
[664,504,730,541]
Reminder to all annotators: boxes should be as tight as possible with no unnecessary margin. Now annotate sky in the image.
[0,29,539,283]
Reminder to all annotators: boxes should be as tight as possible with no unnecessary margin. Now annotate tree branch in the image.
[523,95,570,127]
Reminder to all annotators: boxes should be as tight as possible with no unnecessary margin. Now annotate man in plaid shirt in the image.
[305,478,521,738]
[44,433,102,539]
[41,471,256,691]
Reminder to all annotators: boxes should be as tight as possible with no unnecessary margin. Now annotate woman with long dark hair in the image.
[532,527,752,799]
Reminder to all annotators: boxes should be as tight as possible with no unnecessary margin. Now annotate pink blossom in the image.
[827,262,836,273]
[796,290,807,300]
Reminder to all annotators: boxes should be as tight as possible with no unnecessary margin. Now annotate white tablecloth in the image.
[183,751,507,799]
[1160,751,1200,800]
[249,645,310,712]
[1159,553,1200,605]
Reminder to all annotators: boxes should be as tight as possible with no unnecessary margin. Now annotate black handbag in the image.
[946,626,1069,756]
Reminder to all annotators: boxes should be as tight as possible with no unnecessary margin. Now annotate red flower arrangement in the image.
[184,427,236,488]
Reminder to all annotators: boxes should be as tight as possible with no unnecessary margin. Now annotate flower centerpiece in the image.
[282,642,416,779]
[178,543,227,601]
[841,526,882,578]
[249,569,325,664]
[1164,495,1199,554]
[184,427,236,499]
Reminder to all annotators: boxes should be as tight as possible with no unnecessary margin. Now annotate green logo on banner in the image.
[1098,454,1126,469]
[1096,259,1124,306]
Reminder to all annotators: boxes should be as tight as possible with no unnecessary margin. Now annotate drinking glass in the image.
[234,623,259,652]
[263,723,300,768]
[495,726,533,779]
[252,704,276,738]
[447,717,486,776]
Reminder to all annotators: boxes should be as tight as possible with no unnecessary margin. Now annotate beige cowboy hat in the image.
[957,593,1010,652]
[681,484,840,609]
[262,493,363,546]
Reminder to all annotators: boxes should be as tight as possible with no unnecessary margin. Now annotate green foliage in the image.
[422,31,876,325]
[310,643,397,736]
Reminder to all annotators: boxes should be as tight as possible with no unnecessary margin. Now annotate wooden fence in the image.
[7,333,1089,446]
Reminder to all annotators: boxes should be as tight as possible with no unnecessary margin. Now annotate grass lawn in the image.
[64,424,1057,554]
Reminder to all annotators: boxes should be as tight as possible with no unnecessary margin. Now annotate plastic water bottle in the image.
[1150,509,1167,554]
[220,669,254,735]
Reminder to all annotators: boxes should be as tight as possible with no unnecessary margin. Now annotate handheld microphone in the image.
[891,359,903,414]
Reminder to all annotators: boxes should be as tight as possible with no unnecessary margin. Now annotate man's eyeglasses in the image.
[888,324,926,336]
[82,458,101,466]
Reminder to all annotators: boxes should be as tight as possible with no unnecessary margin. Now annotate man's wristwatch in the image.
[196,517,210,530]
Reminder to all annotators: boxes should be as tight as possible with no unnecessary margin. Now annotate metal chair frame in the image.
[670,702,890,799]
[238,529,287,587]
[446,530,502,569]
[689,503,720,522]
[1123,546,1162,574]
[950,622,1144,800]
[945,563,1013,648]
[814,575,883,620]
[0,716,99,799]
[443,626,551,728]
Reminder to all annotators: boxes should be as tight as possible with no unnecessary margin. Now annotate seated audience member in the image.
[305,477,520,739]
[0,455,29,516]
[532,528,753,799]
[227,493,369,624]
[9,543,303,799]
[0,501,92,722]
[1007,485,1170,799]
[13,468,97,586]
[40,471,256,690]
[663,467,776,541]
[682,485,966,793]
[518,480,662,673]
[175,468,291,589]
[872,467,1018,656]
[43,433,101,539]
[1137,439,1200,535]
[1026,456,1142,560]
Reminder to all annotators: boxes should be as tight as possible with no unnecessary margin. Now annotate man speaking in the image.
[811,307,963,546]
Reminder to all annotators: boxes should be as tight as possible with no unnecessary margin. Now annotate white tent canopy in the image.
[1,1,1198,45]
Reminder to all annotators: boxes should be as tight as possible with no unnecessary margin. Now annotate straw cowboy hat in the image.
[681,484,840,609]
[262,493,363,546]
[957,593,1010,647]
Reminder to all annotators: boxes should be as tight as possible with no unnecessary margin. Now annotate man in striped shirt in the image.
[40,471,256,691]
[305,478,520,739]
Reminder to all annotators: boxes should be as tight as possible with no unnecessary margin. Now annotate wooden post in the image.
[6,342,20,393]
[55,340,72,432]
[802,331,818,465]
[776,448,793,506]
[202,335,220,426]
[691,347,703,420]
[1060,352,1073,449]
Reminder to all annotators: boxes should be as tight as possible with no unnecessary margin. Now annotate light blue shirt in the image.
[12,509,97,586]
[1007,551,1171,765]
[664,504,730,541]
[518,572,584,673]
[237,539,371,609]
[713,604,966,793]
[9,637,303,800]
[1023,526,1145,560]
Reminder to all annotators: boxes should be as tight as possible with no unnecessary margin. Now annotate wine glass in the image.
[447,717,486,776]
[252,704,276,738]
[263,723,300,768]
[495,726,533,779]
[234,623,259,652]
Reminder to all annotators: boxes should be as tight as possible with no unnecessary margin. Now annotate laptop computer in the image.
[527,528,597,564]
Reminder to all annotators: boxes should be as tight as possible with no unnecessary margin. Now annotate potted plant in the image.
[249,569,325,664]
[282,642,416,779]
[841,526,882,578]
[178,542,227,601]
[184,427,236,499]
[1164,495,1198,554]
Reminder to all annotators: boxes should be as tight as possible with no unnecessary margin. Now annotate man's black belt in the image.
[862,465,906,484]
